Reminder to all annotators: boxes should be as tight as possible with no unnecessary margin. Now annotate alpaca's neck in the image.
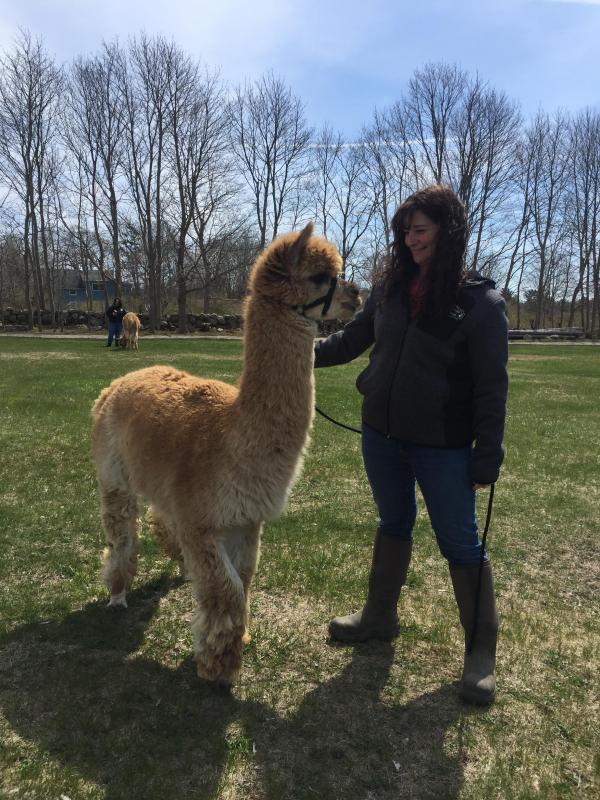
[235,298,316,451]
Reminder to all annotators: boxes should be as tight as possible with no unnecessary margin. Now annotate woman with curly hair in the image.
[314,184,508,704]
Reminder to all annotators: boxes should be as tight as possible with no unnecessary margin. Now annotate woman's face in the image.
[403,210,439,270]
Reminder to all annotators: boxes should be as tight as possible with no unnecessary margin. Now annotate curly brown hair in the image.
[380,184,468,318]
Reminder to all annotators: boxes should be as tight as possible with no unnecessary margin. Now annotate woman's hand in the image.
[473,483,490,490]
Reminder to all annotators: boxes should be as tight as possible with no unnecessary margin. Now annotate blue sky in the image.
[1,0,599,138]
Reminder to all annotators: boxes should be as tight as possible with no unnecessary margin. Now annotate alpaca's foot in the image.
[108,589,128,608]
[103,560,136,610]
[195,628,252,688]
[195,639,243,687]
[193,620,245,686]
[102,544,138,598]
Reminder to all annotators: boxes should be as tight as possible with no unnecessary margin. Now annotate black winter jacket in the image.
[106,304,126,324]
[314,274,509,485]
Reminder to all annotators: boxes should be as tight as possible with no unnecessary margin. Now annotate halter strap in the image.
[296,276,338,317]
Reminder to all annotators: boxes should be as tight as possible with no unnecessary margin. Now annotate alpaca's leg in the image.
[184,532,247,685]
[147,506,186,578]
[222,523,262,644]
[99,487,139,607]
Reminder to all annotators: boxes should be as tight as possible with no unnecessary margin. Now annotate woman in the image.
[105,297,126,348]
[314,184,508,704]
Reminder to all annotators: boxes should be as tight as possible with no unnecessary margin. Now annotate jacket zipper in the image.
[385,303,410,438]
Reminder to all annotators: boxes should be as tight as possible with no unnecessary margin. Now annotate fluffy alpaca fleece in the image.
[91,224,360,686]
[121,312,141,350]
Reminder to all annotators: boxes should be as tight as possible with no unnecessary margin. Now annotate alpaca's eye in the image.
[310,272,330,285]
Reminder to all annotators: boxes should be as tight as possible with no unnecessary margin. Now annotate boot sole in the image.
[459,685,495,705]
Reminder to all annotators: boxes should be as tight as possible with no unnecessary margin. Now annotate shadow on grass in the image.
[243,643,468,799]
[0,578,471,800]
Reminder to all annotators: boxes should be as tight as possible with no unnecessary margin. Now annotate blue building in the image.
[62,269,132,306]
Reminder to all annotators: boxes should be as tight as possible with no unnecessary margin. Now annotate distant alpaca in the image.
[121,312,141,350]
[91,224,360,686]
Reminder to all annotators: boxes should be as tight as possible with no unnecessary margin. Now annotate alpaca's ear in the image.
[289,223,314,269]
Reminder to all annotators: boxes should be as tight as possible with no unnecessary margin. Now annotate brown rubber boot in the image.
[449,561,499,704]
[328,530,412,642]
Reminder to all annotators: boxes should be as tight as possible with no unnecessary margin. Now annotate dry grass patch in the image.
[141,352,242,363]
[0,351,81,361]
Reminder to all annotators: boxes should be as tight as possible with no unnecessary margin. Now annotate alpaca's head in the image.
[248,224,361,320]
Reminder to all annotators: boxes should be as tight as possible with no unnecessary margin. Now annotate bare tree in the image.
[0,30,63,328]
[524,111,570,327]
[311,126,375,280]
[450,81,521,271]
[377,65,520,285]
[362,108,413,252]
[228,72,312,248]
[66,44,128,296]
[0,226,24,312]
[4,34,600,337]
[63,61,110,309]
[190,177,251,313]
[567,109,600,335]
[64,155,105,315]
[503,135,534,297]
[310,124,339,240]
[164,53,235,330]
[122,34,175,330]
[403,62,465,184]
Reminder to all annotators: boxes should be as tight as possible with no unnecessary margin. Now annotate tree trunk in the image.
[177,275,188,334]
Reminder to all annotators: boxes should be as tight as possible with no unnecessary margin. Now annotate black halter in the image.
[297,276,338,317]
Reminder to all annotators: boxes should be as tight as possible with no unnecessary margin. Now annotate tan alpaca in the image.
[121,312,141,350]
[91,224,360,686]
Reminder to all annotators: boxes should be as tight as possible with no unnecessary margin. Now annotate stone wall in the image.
[0,308,347,335]
[0,308,242,332]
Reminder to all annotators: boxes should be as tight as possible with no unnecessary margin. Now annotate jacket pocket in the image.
[356,365,372,395]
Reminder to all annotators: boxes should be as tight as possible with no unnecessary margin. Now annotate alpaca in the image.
[91,224,360,686]
[121,312,141,350]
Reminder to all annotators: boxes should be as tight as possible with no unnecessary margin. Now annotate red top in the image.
[409,274,427,319]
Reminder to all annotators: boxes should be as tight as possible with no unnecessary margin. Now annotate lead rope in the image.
[467,482,495,655]
[315,405,362,434]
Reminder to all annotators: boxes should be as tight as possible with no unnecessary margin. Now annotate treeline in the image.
[0,31,598,333]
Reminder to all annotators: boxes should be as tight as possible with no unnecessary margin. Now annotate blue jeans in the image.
[107,320,122,345]
[361,423,484,566]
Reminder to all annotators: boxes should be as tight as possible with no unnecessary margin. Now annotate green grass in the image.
[0,337,598,799]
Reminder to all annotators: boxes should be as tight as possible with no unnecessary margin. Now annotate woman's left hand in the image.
[473,483,490,490]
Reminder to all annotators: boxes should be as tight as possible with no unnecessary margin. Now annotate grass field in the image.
[0,336,598,800]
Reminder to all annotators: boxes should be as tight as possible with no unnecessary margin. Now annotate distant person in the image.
[105,297,126,348]
[314,184,508,704]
